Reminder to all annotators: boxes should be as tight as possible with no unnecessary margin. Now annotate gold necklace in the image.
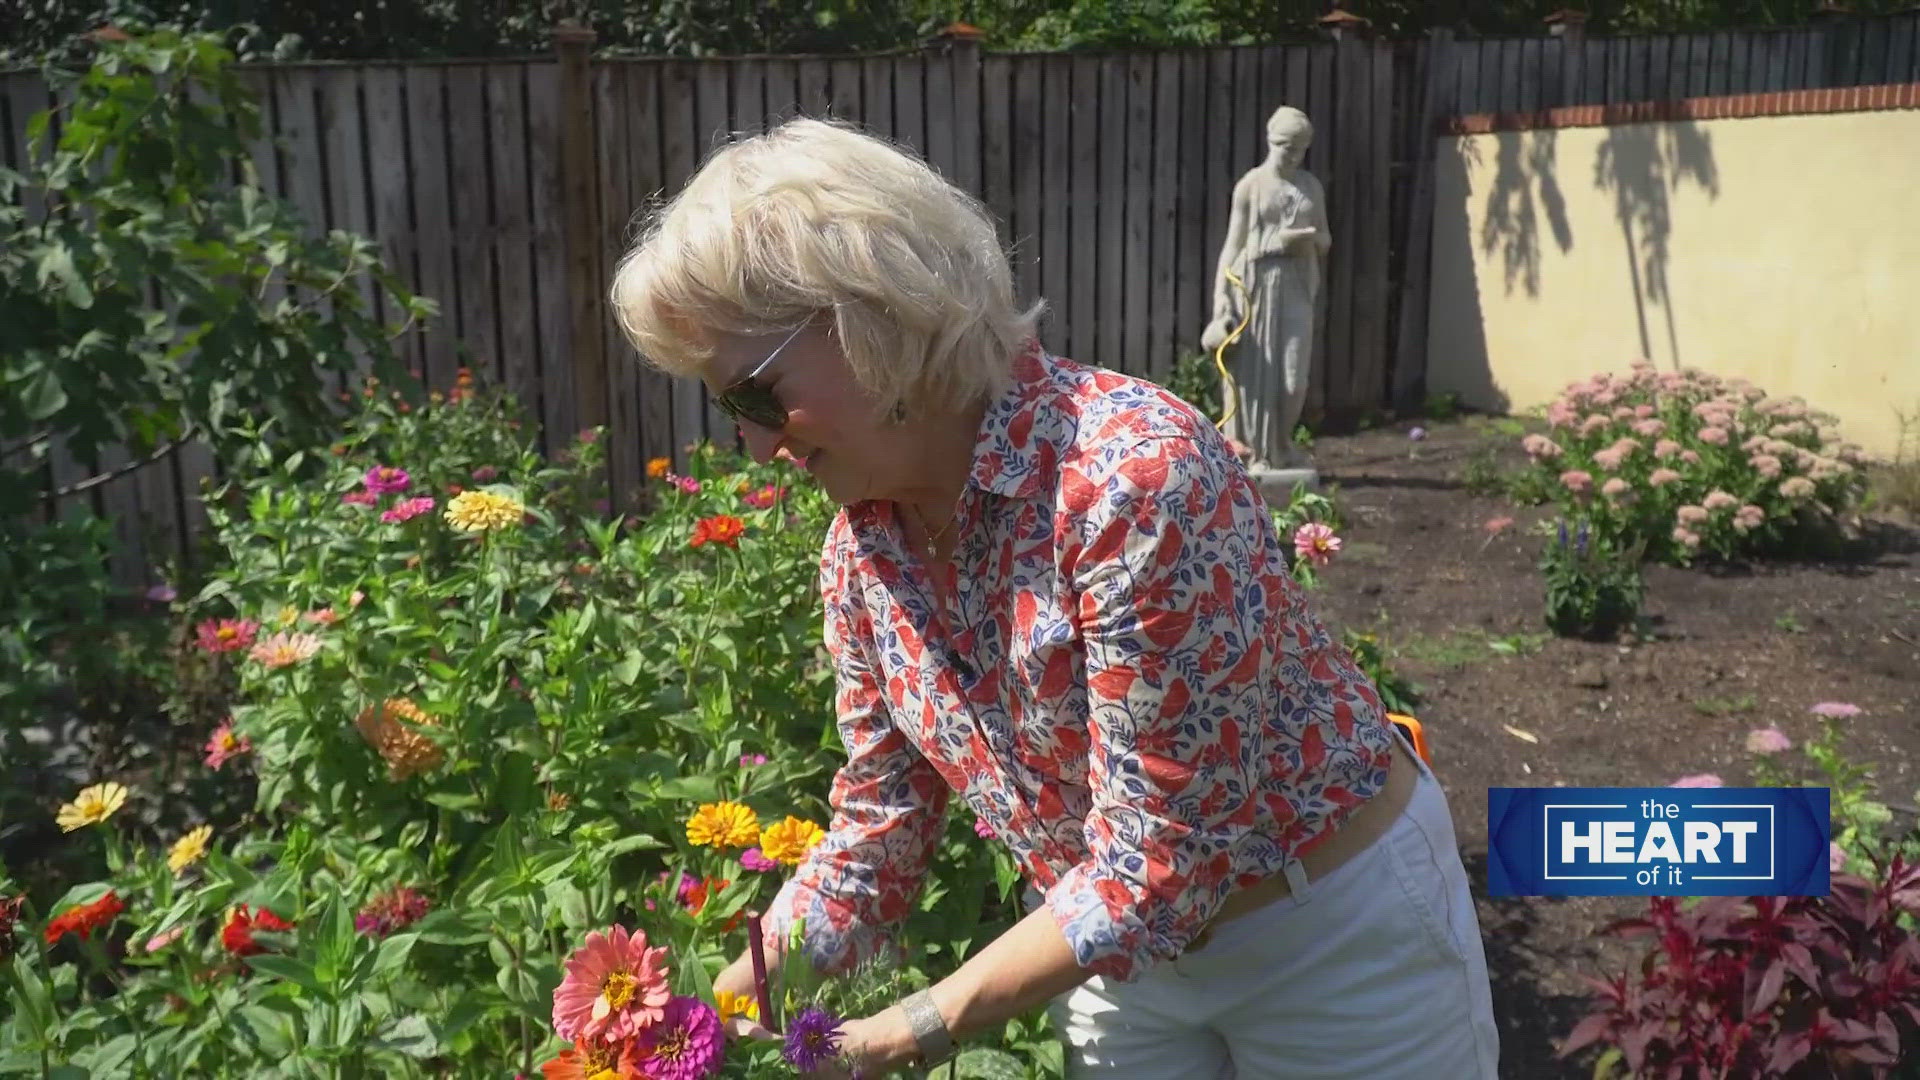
[911,497,965,560]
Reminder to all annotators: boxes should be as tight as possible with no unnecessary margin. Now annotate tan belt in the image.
[1188,736,1421,952]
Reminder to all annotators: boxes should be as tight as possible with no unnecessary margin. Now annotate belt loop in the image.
[1283,860,1311,902]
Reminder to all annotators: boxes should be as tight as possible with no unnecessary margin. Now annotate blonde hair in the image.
[608,117,1042,420]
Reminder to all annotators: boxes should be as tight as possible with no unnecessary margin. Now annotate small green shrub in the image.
[1518,363,1869,564]
[1340,630,1421,715]
[1541,518,1645,640]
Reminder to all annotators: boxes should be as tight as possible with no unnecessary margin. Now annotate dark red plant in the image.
[1560,856,1920,1079]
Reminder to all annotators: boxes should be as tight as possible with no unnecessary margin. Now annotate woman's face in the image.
[700,320,905,506]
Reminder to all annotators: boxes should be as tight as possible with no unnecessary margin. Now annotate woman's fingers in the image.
[724,1016,776,1042]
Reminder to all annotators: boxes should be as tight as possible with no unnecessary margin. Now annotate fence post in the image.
[936,22,984,196]
[554,21,608,439]
[1390,27,1456,414]
[1547,9,1589,108]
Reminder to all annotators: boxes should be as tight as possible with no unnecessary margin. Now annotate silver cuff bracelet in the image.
[901,988,956,1065]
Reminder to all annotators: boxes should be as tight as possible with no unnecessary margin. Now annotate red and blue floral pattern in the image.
[767,344,1394,982]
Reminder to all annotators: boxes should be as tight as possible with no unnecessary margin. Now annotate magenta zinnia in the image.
[1292,522,1342,569]
[364,465,411,495]
[552,925,671,1046]
[355,886,431,937]
[630,995,723,1080]
[381,496,436,523]
[204,720,251,769]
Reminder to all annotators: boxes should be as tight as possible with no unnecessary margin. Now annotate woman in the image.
[609,117,1499,1078]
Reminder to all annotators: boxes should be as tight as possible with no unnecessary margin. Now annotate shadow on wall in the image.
[1478,127,1573,300]
[1592,123,1719,369]
[1438,118,1721,406]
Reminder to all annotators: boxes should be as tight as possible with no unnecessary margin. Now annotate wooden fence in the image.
[5,10,1918,586]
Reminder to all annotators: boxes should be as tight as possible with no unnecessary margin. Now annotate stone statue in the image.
[1201,105,1332,475]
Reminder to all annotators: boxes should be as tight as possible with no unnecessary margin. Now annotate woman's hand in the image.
[713,948,778,1042]
[803,1010,917,1079]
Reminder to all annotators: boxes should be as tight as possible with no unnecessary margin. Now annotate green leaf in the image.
[410,909,492,946]
[371,932,418,980]
[603,833,663,858]
[423,791,483,812]
[36,242,93,308]
[15,365,68,422]
[47,1067,89,1080]
[369,1014,439,1059]
[245,953,326,996]
[7,955,52,1040]
[953,1047,1028,1080]
[45,881,114,914]
[653,775,720,803]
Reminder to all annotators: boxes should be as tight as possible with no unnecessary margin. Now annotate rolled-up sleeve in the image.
[765,524,950,975]
[1044,436,1275,982]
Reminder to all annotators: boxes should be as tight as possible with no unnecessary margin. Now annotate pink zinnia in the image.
[973,817,995,839]
[552,925,671,1046]
[381,496,436,524]
[630,996,723,1080]
[364,466,411,495]
[341,489,378,507]
[1810,702,1862,719]
[669,475,701,495]
[739,848,778,873]
[204,720,251,770]
[1670,774,1724,788]
[1745,726,1793,755]
[195,618,259,654]
[1292,523,1341,568]
[144,926,185,952]
[742,484,782,510]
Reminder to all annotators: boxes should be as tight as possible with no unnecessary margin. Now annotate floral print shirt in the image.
[766,344,1395,982]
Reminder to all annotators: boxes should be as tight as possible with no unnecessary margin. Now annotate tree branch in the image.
[0,431,53,460]
[52,429,194,498]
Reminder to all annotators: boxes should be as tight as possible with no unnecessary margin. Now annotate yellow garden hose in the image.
[1212,268,1252,432]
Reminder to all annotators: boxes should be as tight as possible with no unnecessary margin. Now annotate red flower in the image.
[44,892,124,944]
[690,515,746,549]
[221,904,293,956]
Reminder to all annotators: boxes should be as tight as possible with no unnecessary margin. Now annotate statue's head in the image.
[1265,107,1312,172]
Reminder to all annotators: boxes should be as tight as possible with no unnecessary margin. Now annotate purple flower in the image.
[1810,702,1862,719]
[782,1006,844,1072]
[739,754,767,768]
[364,465,411,495]
[470,466,498,483]
[739,847,778,873]
[1408,426,1428,441]
[633,995,724,1080]
[145,584,177,603]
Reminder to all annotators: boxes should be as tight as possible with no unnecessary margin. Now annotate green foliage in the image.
[1540,518,1645,640]
[1390,627,1549,668]
[1515,364,1869,565]
[1009,0,1222,50]
[1163,350,1224,421]
[0,379,1056,1077]
[1340,630,1421,715]
[1753,711,1919,876]
[1268,484,1338,588]
[0,28,428,518]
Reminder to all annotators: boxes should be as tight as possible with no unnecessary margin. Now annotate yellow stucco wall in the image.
[1425,108,1920,459]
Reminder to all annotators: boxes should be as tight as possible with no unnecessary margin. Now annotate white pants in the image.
[1047,738,1500,1078]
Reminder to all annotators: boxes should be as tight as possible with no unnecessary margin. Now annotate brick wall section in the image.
[1444,82,1920,135]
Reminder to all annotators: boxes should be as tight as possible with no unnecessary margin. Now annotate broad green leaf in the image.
[245,953,326,996]
[15,365,67,422]
[371,932,419,980]
[369,1014,439,1059]
[410,909,491,947]
[74,1034,137,1076]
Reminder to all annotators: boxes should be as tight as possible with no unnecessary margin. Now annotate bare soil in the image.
[1305,418,1920,1079]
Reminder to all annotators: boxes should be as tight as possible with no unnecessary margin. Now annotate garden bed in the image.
[1303,417,1920,1078]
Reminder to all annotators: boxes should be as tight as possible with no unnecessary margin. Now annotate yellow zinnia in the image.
[686,801,761,849]
[758,815,827,865]
[56,782,129,832]
[168,825,213,874]
[443,489,525,532]
[715,989,760,1025]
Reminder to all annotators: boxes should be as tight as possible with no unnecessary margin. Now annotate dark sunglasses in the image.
[713,322,807,430]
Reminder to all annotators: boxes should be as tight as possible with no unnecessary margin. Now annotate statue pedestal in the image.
[1249,464,1321,506]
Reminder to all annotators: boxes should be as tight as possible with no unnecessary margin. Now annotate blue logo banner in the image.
[1487,787,1831,897]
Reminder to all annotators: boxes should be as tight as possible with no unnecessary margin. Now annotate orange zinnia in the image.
[44,892,123,944]
[689,515,745,549]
